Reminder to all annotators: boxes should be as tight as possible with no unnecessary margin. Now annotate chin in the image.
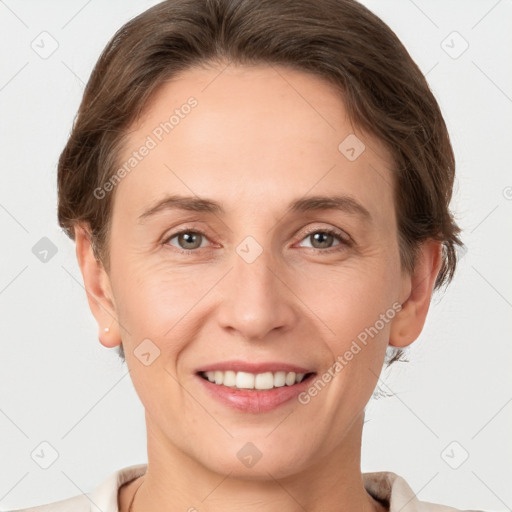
[197,438,313,480]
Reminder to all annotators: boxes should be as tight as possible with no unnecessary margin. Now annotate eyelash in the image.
[163,226,353,255]
[299,227,353,253]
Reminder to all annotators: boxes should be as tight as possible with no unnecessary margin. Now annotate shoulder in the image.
[363,471,487,512]
[9,463,148,512]
[9,493,90,512]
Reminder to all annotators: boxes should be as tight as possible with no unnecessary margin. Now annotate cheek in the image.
[319,283,394,367]
[298,252,400,333]
[110,265,200,405]
[111,260,222,350]
[297,271,396,412]
[296,257,400,399]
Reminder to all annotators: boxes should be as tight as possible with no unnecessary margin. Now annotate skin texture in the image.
[75,62,442,512]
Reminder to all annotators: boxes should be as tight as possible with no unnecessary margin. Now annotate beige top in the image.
[11,463,485,512]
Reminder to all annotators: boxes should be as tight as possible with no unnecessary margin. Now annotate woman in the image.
[12,0,484,510]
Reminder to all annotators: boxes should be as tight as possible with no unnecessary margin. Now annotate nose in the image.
[216,244,298,341]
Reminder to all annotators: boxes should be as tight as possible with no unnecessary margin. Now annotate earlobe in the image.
[74,224,122,349]
[389,240,443,348]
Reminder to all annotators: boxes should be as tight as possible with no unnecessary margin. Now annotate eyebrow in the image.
[137,193,372,223]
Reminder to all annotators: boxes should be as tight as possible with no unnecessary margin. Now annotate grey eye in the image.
[298,230,343,250]
[168,231,206,250]
[309,232,336,249]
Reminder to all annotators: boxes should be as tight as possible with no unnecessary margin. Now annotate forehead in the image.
[115,63,396,224]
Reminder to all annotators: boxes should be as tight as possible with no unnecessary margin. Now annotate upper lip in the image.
[196,360,316,375]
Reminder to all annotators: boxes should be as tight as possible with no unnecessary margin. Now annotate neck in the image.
[127,412,385,512]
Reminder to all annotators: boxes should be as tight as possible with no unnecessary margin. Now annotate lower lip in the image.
[195,373,316,413]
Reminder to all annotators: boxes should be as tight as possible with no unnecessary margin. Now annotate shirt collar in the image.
[90,463,147,512]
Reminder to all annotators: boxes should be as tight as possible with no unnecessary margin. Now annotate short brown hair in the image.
[57,0,462,363]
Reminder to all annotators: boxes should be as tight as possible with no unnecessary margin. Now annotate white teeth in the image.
[255,372,274,390]
[236,371,255,389]
[274,371,286,387]
[223,370,236,387]
[202,370,309,389]
[285,372,296,386]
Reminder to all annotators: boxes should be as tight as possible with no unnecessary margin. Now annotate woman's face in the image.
[105,63,409,477]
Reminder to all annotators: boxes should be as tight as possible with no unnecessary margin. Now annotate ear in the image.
[389,240,443,348]
[74,224,121,349]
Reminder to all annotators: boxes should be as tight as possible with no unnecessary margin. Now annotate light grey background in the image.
[1,0,511,510]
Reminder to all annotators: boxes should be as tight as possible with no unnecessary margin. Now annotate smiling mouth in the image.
[197,370,316,390]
